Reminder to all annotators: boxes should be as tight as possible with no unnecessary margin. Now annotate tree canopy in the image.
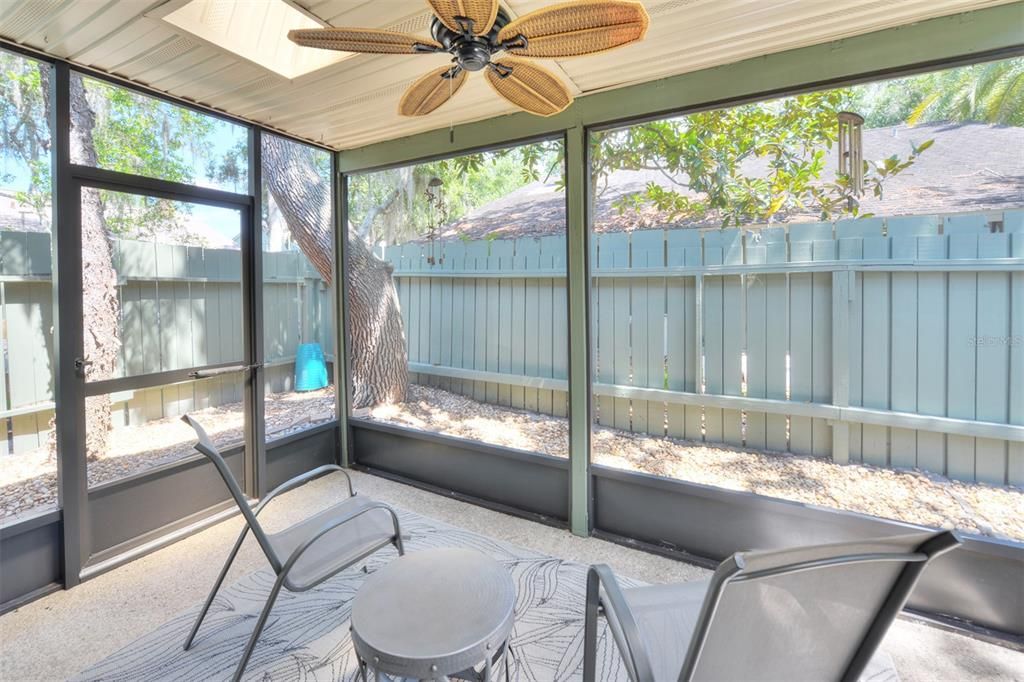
[593,88,932,226]
[1,51,245,244]
[854,57,1024,128]
[0,53,50,222]
[349,57,1023,240]
[347,142,561,245]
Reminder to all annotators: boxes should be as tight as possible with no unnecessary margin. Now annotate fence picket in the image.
[789,224,831,457]
[837,221,866,462]
[594,232,624,428]
[516,238,541,411]
[896,217,945,475]
[630,229,666,436]
[945,215,987,481]
[705,229,744,446]
[744,231,768,449]
[468,240,488,402]
[759,229,790,451]
[444,241,466,397]
[665,229,700,439]
[811,242,834,458]
[547,235,568,417]
[608,233,631,430]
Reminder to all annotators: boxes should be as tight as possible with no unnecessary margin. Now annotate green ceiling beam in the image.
[338,2,1023,173]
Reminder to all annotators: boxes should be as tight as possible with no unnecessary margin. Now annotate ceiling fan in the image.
[288,0,649,118]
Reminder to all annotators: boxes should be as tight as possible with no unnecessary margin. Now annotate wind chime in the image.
[424,176,447,265]
[837,111,865,211]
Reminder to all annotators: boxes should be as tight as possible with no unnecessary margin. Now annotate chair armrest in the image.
[281,501,404,576]
[586,564,655,682]
[254,464,353,516]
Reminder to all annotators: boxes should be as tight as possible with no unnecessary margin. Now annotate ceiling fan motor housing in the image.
[430,8,513,72]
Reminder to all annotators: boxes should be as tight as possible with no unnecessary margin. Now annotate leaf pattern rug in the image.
[77,508,897,681]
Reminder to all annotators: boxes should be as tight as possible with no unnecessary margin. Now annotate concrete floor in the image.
[1,470,1021,681]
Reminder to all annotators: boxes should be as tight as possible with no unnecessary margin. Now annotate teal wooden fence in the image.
[0,232,333,454]
[389,235,570,417]
[387,209,1024,486]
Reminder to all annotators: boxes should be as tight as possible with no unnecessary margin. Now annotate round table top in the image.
[350,548,516,677]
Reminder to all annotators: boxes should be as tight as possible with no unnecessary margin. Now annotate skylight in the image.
[162,0,353,79]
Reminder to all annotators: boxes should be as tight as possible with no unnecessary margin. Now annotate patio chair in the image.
[180,414,405,682]
[583,530,960,682]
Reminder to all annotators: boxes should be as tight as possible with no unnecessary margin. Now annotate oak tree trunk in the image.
[261,135,408,408]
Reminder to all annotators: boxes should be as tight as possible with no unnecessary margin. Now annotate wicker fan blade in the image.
[426,0,500,35]
[399,66,468,116]
[288,27,441,54]
[497,0,649,58]
[485,59,572,117]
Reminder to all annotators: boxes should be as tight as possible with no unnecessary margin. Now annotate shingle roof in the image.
[437,122,1024,240]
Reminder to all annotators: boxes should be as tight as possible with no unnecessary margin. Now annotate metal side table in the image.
[350,547,516,681]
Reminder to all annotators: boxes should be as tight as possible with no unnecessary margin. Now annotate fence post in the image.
[831,269,854,464]
[694,273,704,410]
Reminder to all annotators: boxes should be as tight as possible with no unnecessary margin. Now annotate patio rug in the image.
[77,507,899,681]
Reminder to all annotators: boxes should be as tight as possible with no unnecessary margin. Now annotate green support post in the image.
[566,126,591,536]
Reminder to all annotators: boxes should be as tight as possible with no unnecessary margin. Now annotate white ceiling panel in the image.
[1,0,1017,150]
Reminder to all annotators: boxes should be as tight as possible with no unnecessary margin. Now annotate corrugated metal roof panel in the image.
[1,0,1017,149]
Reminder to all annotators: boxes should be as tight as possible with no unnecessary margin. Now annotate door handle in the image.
[188,363,262,379]
[73,357,92,376]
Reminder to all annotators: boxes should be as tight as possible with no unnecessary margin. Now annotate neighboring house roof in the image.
[0,189,49,233]
[0,189,239,248]
[437,122,1024,240]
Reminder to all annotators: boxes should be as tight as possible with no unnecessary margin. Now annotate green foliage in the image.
[82,76,246,241]
[593,87,927,226]
[349,140,561,245]
[0,50,246,243]
[87,78,213,183]
[206,139,246,189]
[807,138,933,220]
[908,58,1024,127]
[855,57,1024,127]
[1,52,50,223]
[13,159,51,221]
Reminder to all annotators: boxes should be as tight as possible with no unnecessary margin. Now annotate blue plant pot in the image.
[294,342,328,391]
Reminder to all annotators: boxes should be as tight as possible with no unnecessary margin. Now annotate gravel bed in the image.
[366,385,1024,542]
[5,381,1021,544]
[0,388,335,522]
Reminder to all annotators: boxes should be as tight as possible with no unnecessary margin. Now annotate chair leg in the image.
[582,570,600,682]
[232,571,288,682]
[184,525,250,651]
